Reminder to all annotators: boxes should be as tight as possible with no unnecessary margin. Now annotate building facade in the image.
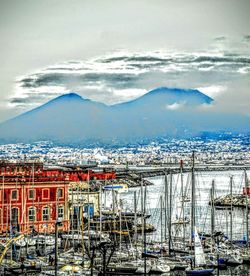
[0,162,69,233]
[0,180,69,234]
[0,161,116,233]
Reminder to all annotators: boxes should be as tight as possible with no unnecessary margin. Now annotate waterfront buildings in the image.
[0,161,69,233]
[0,161,116,234]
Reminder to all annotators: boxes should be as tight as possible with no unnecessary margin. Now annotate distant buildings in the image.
[0,137,249,167]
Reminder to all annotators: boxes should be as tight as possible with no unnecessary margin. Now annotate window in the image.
[28,207,36,222]
[11,190,18,200]
[57,188,63,199]
[42,189,49,199]
[84,203,94,218]
[42,207,50,221]
[57,206,64,219]
[11,207,19,224]
[28,189,35,200]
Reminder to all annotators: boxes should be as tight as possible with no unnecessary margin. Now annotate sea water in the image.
[121,170,250,241]
[120,170,250,276]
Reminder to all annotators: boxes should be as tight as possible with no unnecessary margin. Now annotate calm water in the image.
[118,170,250,275]
[120,170,250,241]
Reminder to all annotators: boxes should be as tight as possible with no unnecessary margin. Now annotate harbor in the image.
[0,0,250,275]
[0,159,249,275]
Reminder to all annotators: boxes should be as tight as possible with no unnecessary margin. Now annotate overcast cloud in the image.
[0,0,250,122]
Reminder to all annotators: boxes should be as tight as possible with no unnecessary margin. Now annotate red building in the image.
[0,161,69,234]
[0,161,116,234]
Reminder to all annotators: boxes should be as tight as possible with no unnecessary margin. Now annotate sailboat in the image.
[186,152,214,276]
[186,227,214,275]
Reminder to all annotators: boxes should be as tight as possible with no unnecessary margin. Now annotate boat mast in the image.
[1,176,4,231]
[160,195,163,247]
[32,163,35,231]
[71,183,75,252]
[87,169,91,252]
[134,190,137,261]
[180,160,185,249]
[210,180,215,255]
[9,193,13,261]
[111,176,116,241]
[143,185,147,276]
[164,170,168,242]
[230,176,233,243]
[210,180,215,236]
[244,170,249,246]
[191,151,195,267]
[169,171,173,255]
[99,183,102,241]
[119,199,122,257]
[140,178,144,244]
[77,183,80,245]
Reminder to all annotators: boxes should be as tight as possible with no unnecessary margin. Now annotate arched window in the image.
[28,207,36,222]
[42,206,50,221]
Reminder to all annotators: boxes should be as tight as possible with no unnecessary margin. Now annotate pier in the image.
[210,194,250,208]
[115,164,250,187]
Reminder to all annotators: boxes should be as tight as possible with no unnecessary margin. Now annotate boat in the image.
[150,262,171,273]
[186,267,214,275]
[106,261,139,274]
[15,237,26,247]
[103,183,128,193]
[135,264,151,274]
[36,234,61,246]
[226,250,243,266]
[172,218,190,225]
[25,236,36,246]
[186,153,214,276]
[185,228,214,275]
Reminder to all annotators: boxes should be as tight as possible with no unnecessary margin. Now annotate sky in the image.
[0,0,250,123]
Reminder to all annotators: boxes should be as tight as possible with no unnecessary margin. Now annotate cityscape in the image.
[0,136,249,167]
[0,1,249,275]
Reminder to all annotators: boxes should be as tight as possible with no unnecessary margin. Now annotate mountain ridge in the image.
[0,87,249,146]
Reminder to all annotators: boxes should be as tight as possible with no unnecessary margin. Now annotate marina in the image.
[1,0,250,275]
[0,159,249,275]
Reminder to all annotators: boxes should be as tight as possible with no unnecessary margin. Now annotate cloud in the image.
[196,85,227,98]
[243,35,250,42]
[11,50,250,112]
[214,36,227,41]
[166,102,184,110]
[113,88,147,100]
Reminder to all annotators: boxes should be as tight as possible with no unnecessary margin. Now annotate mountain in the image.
[0,88,249,146]
[114,87,213,109]
[0,93,111,144]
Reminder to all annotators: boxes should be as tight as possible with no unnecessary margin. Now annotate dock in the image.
[115,164,250,187]
[210,194,250,208]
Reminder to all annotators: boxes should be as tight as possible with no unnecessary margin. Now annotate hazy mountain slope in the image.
[0,93,111,143]
[0,88,249,145]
